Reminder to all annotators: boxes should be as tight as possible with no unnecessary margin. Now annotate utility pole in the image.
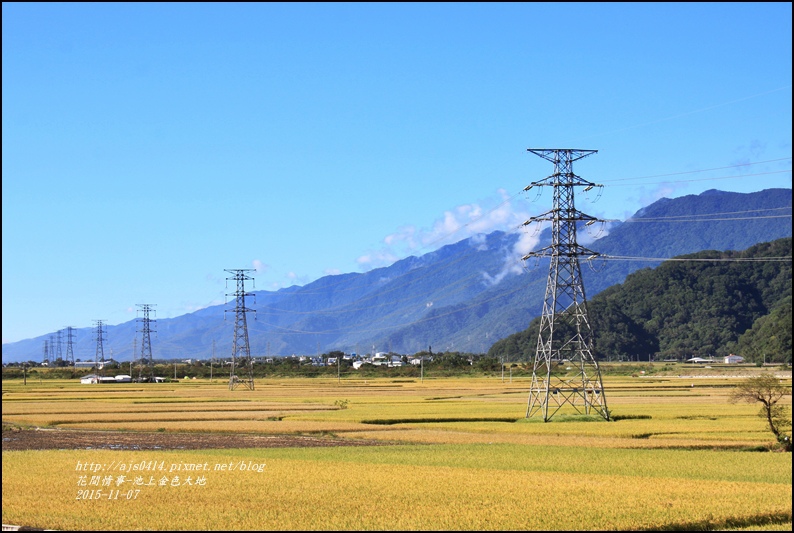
[132,337,137,380]
[211,339,215,382]
[93,320,107,377]
[225,269,256,391]
[137,304,156,382]
[522,148,609,422]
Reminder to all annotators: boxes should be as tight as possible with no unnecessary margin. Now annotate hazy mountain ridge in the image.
[2,188,791,363]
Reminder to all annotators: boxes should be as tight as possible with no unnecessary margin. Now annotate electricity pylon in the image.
[65,326,76,365]
[522,148,609,421]
[137,304,156,382]
[56,329,63,362]
[93,320,107,376]
[225,269,256,390]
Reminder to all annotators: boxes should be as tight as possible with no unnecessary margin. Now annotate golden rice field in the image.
[2,372,791,530]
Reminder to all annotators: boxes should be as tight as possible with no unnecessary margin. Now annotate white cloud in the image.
[357,188,539,271]
[252,259,269,274]
[264,271,313,290]
[285,272,311,286]
[481,228,541,286]
[356,250,399,270]
[469,233,488,251]
[578,220,613,246]
[633,184,680,217]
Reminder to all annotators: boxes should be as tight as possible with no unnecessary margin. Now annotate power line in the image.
[250,203,790,334]
[601,157,791,183]
[621,214,791,223]
[600,255,792,263]
[521,206,791,225]
[254,282,528,336]
[627,207,791,219]
[605,169,791,188]
[566,85,792,143]
[247,156,788,302]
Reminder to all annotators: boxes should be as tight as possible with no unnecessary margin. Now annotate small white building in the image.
[114,374,132,383]
[686,357,714,364]
[371,355,389,366]
[75,361,104,370]
[724,354,745,364]
[80,374,116,384]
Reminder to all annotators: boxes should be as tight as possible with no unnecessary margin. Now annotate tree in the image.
[730,374,791,451]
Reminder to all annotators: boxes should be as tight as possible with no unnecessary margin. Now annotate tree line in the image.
[489,238,792,363]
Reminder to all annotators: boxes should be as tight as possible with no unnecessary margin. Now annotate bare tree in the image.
[730,374,791,451]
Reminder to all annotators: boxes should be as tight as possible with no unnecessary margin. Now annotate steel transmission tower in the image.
[225,269,256,390]
[56,330,63,362]
[136,304,156,382]
[93,320,107,375]
[522,148,610,422]
[43,340,49,366]
[65,326,76,365]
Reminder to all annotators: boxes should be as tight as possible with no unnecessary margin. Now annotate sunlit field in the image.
[3,369,791,530]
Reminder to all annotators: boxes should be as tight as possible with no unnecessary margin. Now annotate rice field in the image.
[2,372,791,530]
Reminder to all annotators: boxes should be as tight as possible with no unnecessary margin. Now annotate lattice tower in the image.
[225,269,256,390]
[65,326,76,365]
[56,329,63,362]
[93,320,106,376]
[136,304,156,382]
[522,148,610,421]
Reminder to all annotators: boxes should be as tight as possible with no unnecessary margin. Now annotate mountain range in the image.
[2,188,791,363]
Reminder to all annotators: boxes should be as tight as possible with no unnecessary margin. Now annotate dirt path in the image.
[2,425,387,451]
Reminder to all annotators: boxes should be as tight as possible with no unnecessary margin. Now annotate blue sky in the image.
[2,2,792,344]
